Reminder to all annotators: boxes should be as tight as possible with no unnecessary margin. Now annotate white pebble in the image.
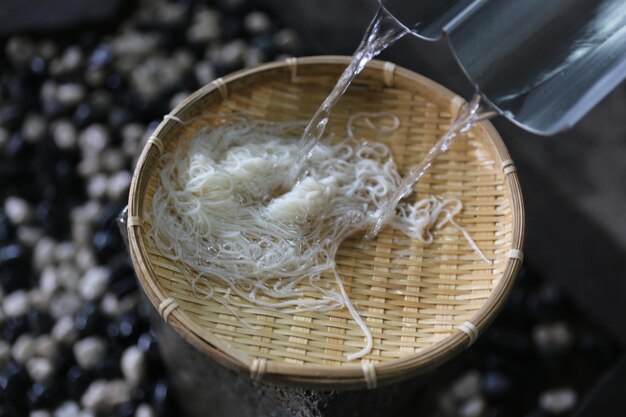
[451,370,482,400]
[21,113,47,143]
[121,123,145,157]
[29,289,52,311]
[27,357,54,381]
[187,9,221,44]
[101,293,120,316]
[135,404,156,417]
[54,401,80,417]
[194,61,215,86]
[121,346,145,386]
[35,335,58,359]
[74,337,106,370]
[41,80,57,103]
[244,11,271,35]
[77,157,100,178]
[75,248,96,272]
[34,237,57,271]
[57,263,80,291]
[101,149,126,172]
[55,242,76,263]
[87,174,109,200]
[50,46,84,76]
[218,40,247,67]
[81,380,132,413]
[532,321,573,353]
[40,266,59,295]
[3,290,30,317]
[107,171,132,201]
[56,83,86,107]
[0,340,11,367]
[72,221,92,247]
[51,120,78,150]
[459,397,486,417]
[17,226,44,247]
[273,28,300,51]
[52,315,78,346]
[78,412,95,417]
[12,334,35,364]
[79,267,110,301]
[169,91,190,110]
[49,291,81,319]
[31,411,52,417]
[540,387,577,415]
[79,124,110,156]
[244,48,266,68]
[5,36,35,66]
[4,196,33,225]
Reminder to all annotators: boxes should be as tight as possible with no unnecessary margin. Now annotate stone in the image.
[65,365,92,401]
[54,401,80,417]
[0,127,9,150]
[101,149,126,172]
[5,36,36,66]
[52,315,78,346]
[451,370,482,401]
[55,242,76,263]
[56,84,86,107]
[120,346,145,386]
[40,266,59,295]
[81,380,132,413]
[21,113,47,143]
[135,404,155,417]
[3,290,30,317]
[87,174,108,200]
[121,123,145,157]
[51,46,84,76]
[194,61,215,86]
[244,48,266,68]
[169,91,190,111]
[29,289,53,312]
[51,120,78,150]
[74,302,105,336]
[539,387,577,415]
[12,334,35,364]
[273,28,300,52]
[0,340,11,367]
[34,237,57,271]
[244,11,271,35]
[27,379,62,409]
[218,40,247,67]
[27,357,55,381]
[4,196,33,225]
[79,267,110,301]
[107,171,132,201]
[57,263,80,291]
[17,226,44,247]
[49,291,82,319]
[2,316,28,343]
[111,32,159,63]
[187,9,221,44]
[532,321,574,354]
[481,371,513,401]
[31,411,52,417]
[101,293,121,316]
[73,337,106,370]
[78,125,109,156]
[35,335,58,359]
[77,157,101,178]
[75,248,96,272]
[458,397,485,417]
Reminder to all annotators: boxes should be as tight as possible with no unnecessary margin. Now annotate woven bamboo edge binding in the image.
[127,56,526,390]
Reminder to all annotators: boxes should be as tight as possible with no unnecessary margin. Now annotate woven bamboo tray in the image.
[127,56,525,390]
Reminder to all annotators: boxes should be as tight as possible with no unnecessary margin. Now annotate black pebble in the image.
[65,365,93,400]
[484,326,532,357]
[482,371,514,402]
[152,380,175,417]
[93,354,121,379]
[27,309,54,336]
[0,105,25,131]
[111,277,138,298]
[526,284,565,322]
[74,302,106,337]
[92,230,124,262]
[0,404,19,417]
[0,209,15,243]
[0,362,31,412]
[27,379,62,409]
[108,312,142,346]
[2,316,28,343]
[89,45,113,68]
[112,403,136,417]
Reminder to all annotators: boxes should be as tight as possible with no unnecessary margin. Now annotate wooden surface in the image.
[127,57,524,388]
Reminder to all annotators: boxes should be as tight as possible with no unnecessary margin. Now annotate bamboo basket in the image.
[127,56,525,390]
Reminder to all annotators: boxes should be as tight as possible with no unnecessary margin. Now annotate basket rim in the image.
[127,55,525,389]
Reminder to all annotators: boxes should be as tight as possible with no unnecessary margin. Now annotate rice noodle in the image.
[148,114,489,360]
